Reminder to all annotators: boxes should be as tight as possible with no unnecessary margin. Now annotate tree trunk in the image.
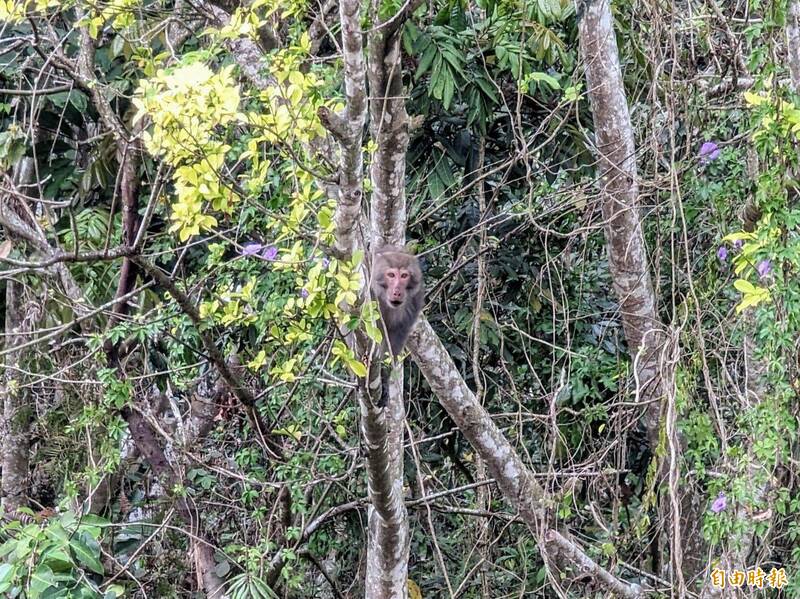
[788,1,800,90]
[1,279,32,515]
[409,321,644,597]
[577,0,667,446]
[1,157,40,516]
[363,20,412,599]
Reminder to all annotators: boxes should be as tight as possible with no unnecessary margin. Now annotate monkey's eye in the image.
[400,272,409,279]
[386,272,396,279]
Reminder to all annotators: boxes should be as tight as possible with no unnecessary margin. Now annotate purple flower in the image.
[240,243,264,256]
[699,141,721,164]
[717,246,728,261]
[262,246,278,261]
[733,239,743,250]
[321,257,330,268]
[710,492,727,514]
[757,259,771,278]
[300,288,309,299]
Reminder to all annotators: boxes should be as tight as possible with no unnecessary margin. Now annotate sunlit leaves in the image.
[0,124,25,169]
[331,340,367,377]
[720,231,772,313]
[78,0,139,37]
[271,356,299,382]
[362,301,384,345]
[201,278,259,326]
[248,349,268,371]
[744,89,800,155]
[134,62,244,240]
[134,63,241,162]
[249,47,333,146]
[733,279,771,313]
[169,196,219,241]
[273,423,303,441]
[0,0,58,23]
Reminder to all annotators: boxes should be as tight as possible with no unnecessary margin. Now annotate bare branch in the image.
[409,319,644,598]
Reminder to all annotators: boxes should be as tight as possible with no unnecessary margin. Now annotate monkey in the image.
[369,246,424,406]
[371,246,424,355]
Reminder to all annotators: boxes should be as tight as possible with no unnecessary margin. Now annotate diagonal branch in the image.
[132,256,281,460]
[199,1,277,91]
[408,319,644,598]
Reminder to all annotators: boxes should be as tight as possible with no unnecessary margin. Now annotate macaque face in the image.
[382,266,415,307]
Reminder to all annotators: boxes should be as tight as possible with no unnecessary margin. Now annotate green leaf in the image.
[105,584,127,598]
[0,563,13,593]
[733,279,757,294]
[441,48,464,72]
[442,75,454,109]
[39,545,74,572]
[348,359,367,377]
[76,514,109,538]
[415,44,437,79]
[474,75,499,103]
[529,71,560,90]
[427,168,445,200]
[69,91,88,113]
[722,231,755,243]
[69,536,104,575]
[29,565,56,599]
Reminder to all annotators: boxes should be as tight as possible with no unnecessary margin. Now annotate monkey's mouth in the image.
[389,300,403,307]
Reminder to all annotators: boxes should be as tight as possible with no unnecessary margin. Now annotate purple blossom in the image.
[240,243,264,256]
[699,141,721,164]
[262,246,278,261]
[733,239,743,250]
[717,246,728,261]
[321,257,330,268]
[757,259,771,278]
[300,288,309,299]
[710,492,727,514]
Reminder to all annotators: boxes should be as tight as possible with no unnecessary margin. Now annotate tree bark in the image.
[788,1,800,90]
[1,279,33,515]
[1,157,41,515]
[577,0,667,447]
[408,321,644,598]
[316,0,414,594]
[362,15,413,599]
[367,27,409,248]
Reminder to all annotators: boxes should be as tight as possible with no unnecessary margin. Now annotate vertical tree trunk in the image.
[576,0,692,586]
[368,30,409,248]
[1,157,39,516]
[788,1,800,90]
[470,138,492,596]
[364,23,411,599]
[1,278,32,515]
[576,0,667,446]
[321,0,411,594]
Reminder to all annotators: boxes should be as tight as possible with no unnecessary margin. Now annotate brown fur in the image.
[370,247,424,355]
